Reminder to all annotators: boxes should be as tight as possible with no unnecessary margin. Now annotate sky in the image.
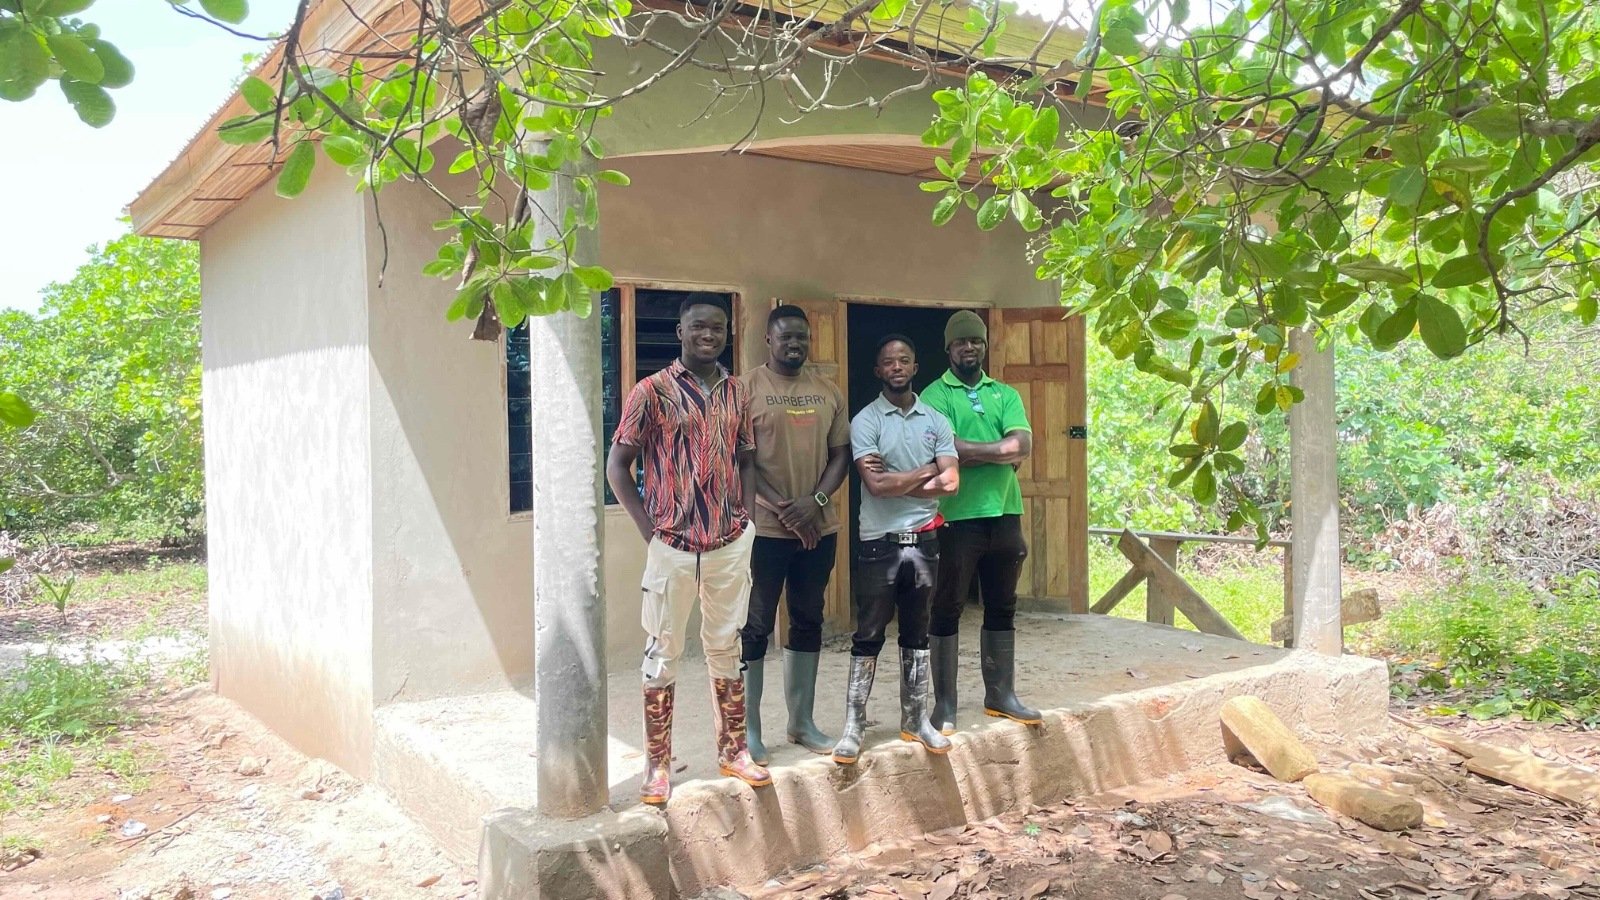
[0,0,301,313]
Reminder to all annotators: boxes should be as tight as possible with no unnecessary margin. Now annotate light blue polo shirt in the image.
[851,393,958,540]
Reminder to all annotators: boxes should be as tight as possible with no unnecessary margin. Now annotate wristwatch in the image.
[813,491,830,508]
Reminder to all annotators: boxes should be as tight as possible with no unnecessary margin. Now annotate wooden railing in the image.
[1088,527,1292,644]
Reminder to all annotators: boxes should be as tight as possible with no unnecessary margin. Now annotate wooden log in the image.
[1416,725,1600,808]
[1271,588,1385,642]
[1304,772,1424,831]
[1220,696,1320,783]
[1118,530,1246,641]
[1091,566,1146,615]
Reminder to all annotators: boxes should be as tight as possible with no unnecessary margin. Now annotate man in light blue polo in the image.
[832,333,960,765]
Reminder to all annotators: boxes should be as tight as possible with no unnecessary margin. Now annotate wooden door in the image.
[749,298,854,638]
[989,309,1089,613]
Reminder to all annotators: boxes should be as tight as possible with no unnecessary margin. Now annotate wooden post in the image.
[1145,537,1179,626]
[1288,328,1342,655]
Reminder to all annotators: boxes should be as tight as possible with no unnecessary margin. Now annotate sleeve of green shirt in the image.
[998,383,1032,434]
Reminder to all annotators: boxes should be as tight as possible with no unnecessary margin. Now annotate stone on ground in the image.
[1220,696,1319,782]
[1303,772,1424,831]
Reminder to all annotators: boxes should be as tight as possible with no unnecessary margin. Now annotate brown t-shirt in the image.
[740,364,850,539]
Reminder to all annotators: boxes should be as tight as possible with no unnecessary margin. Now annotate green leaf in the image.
[1374,299,1418,348]
[1192,462,1217,505]
[1577,293,1598,326]
[275,140,316,198]
[199,0,250,25]
[1101,25,1140,56]
[322,135,366,167]
[1027,105,1060,149]
[217,113,273,145]
[1010,191,1043,231]
[1217,422,1248,452]
[1193,400,1219,445]
[1431,254,1490,289]
[0,390,37,428]
[46,34,104,84]
[1149,309,1198,340]
[0,29,49,101]
[1168,443,1204,458]
[596,169,631,186]
[1389,166,1426,207]
[87,40,133,89]
[1339,258,1411,285]
[932,193,959,226]
[59,78,114,126]
[0,558,12,576]
[977,193,1008,231]
[572,265,613,292]
[240,75,276,114]
[34,0,97,12]
[1415,295,1467,359]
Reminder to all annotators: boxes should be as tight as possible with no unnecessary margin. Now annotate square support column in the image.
[1288,327,1342,654]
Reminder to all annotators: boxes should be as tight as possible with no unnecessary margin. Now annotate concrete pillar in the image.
[1288,328,1342,654]
[530,165,608,817]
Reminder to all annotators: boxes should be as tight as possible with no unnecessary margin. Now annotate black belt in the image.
[875,529,938,546]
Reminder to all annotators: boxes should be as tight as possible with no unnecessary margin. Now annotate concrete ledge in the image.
[662,645,1386,895]
[369,615,1389,899]
[480,806,670,900]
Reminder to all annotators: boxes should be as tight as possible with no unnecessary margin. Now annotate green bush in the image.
[0,653,135,742]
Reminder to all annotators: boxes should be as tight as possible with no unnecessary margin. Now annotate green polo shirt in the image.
[921,369,1031,521]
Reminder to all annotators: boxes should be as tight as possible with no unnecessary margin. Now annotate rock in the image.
[1304,772,1424,831]
[120,820,149,838]
[300,788,324,801]
[111,793,134,803]
[210,890,233,900]
[313,887,345,900]
[1220,696,1319,783]
[236,756,266,777]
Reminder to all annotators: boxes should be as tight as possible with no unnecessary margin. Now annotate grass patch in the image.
[71,560,206,604]
[1364,572,1600,724]
[1086,540,1286,644]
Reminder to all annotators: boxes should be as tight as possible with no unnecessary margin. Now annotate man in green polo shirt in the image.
[921,309,1042,733]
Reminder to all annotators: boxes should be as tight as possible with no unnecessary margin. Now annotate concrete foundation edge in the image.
[479,806,672,900]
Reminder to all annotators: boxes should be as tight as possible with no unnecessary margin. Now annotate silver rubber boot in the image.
[899,648,952,753]
[831,655,876,765]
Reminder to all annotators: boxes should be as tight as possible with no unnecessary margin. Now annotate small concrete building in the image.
[130,0,1097,780]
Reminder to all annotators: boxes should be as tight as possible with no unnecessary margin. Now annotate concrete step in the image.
[372,613,1389,899]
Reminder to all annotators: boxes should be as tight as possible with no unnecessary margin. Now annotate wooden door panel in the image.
[997,309,1088,614]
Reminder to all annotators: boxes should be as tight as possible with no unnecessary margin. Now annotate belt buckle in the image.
[890,531,918,546]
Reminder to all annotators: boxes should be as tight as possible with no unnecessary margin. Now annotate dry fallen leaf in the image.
[1146,831,1174,856]
[1207,869,1226,885]
[928,873,959,900]
[1127,668,1150,680]
[1181,865,1205,882]
[1023,878,1051,899]
[1284,849,1310,862]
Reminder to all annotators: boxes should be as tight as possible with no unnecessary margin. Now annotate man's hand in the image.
[793,519,822,551]
[860,453,885,473]
[776,496,821,532]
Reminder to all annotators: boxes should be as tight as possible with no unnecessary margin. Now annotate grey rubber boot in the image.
[899,648,952,754]
[981,629,1042,725]
[831,655,877,765]
[784,649,834,753]
[929,633,960,735]
[744,658,769,765]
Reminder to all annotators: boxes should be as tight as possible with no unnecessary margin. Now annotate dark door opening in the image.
[844,302,988,574]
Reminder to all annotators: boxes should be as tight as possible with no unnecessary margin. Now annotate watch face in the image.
[815,492,829,507]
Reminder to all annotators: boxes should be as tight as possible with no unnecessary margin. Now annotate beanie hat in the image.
[944,309,987,349]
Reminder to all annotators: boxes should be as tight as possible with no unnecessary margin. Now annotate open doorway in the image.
[843,301,989,574]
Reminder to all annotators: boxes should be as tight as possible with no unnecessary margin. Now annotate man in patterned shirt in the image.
[607,293,770,806]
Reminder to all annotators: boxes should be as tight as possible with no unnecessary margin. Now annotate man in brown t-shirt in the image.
[738,304,851,764]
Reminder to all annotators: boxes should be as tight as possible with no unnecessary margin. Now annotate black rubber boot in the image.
[929,634,960,735]
[899,648,952,754]
[784,650,834,753]
[832,655,876,765]
[981,629,1042,725]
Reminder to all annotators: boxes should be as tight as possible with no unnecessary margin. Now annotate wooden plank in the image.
[1031,497,1049,604]
[1118,529,1246,642]
[1464,753,1600,809]
[1146,537,1179,626]
[1092,566,1145,615]
[1045,498,1071,597]
[1000,364,1074,384]
[1044,380,1069,481]
[1270,588,1383,642]
[1040,320,1071,364]
[998,307,1074,323]
[1063,313,1089,613]
[620,285,639,389]
[1087,527,1292,549]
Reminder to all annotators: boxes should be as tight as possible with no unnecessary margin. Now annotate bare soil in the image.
[1,687,474,900]
[721,711,1600,900]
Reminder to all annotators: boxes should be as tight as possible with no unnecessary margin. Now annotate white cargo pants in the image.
[640,525,755,689]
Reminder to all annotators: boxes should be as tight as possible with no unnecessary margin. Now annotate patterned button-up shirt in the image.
[613,359,754,552]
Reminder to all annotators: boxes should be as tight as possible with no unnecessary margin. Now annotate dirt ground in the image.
[721,713,1600,900]
[0,686,476,900]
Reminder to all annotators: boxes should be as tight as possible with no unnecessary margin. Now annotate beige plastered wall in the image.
[197,137,1055,776]
[199,161,376,774]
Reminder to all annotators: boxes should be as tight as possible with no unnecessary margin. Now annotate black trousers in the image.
[740,533,837,661]
[929,514,1027,636]
[851,537,939,657]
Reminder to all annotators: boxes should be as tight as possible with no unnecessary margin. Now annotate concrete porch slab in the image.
[372,612,1389,898]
